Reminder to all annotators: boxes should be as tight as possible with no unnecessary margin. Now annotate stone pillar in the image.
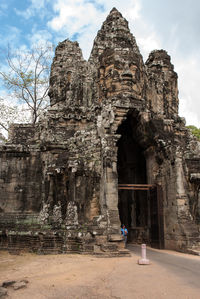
[101,135,121,240]
[175,154,191,221]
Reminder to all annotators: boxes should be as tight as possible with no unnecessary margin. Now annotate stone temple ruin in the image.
[0,8,200,255]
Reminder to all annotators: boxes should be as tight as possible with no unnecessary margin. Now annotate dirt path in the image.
[0,250,199,299]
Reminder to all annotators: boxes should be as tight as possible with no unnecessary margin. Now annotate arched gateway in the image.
[116,111,164,248]
[0,8,199,255]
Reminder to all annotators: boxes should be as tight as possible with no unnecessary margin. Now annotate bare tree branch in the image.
[0,43,54,127]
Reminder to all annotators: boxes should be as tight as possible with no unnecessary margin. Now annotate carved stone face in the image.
[99,49,141,98]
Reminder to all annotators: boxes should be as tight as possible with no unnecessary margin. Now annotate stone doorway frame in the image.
[104,106,164,245]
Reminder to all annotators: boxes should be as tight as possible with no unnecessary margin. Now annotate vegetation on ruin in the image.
[187,125,200,140]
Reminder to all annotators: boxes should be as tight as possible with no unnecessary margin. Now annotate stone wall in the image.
[0,146,42,213]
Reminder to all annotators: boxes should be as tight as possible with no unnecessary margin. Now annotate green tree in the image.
[187,125,200,140]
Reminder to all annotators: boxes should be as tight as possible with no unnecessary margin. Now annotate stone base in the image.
[0,230,130,257]
[138,258,150,265]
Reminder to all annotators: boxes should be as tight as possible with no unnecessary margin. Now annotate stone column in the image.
[102,135,121,240]
[175,154,191,222]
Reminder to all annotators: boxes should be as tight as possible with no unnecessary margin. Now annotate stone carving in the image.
[0,7,199,255]
[66,202,78,227]
[39,203,50,224]
[52,202,62,227]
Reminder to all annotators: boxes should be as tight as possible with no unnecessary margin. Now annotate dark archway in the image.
[117,113,150,244]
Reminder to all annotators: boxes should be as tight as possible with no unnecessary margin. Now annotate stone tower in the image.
[0,8,199,255]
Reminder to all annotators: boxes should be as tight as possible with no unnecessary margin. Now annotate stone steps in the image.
[94,249,131,257]
[187,246,200,256]
[0,233,130,256]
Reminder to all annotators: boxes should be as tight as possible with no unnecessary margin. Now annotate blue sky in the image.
[0,0,200,127]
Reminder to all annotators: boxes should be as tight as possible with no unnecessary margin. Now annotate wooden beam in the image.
[118,184,154,187]
[118,187,149,190]
[118,183,155,190]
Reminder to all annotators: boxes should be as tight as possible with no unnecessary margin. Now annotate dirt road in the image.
[0,248,199,299]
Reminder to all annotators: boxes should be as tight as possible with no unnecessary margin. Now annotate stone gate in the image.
[0,8,200,255]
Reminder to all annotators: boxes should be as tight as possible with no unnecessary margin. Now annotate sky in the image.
[0,0,200,127]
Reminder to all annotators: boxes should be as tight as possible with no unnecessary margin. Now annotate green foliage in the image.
[187,125,200,140]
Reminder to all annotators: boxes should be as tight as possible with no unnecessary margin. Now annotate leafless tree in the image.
[0,97,30,138]
[0,43,54,125]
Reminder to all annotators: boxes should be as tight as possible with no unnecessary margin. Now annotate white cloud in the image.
[0,2,8,14]
[0,26,21,47]
[137,34,161,59]
[175,56,200,127]
[48,0,142,59]
[0,93,31,138]
[28,29,53,46]
[48,0,106,39]
[15,0,49,19]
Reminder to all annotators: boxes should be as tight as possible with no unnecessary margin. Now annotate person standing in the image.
[121,224,128,248]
